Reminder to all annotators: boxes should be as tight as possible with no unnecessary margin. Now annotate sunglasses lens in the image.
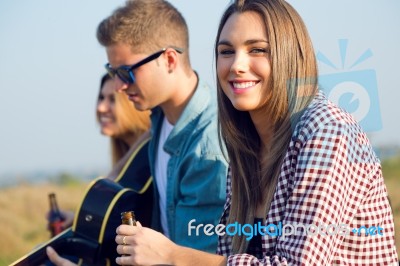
[117,68,135,84]
[105,64,116,78]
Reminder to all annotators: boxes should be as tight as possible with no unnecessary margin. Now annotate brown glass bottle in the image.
[48,193,65,237]
[120,211,136,258]
[121,211,136,226]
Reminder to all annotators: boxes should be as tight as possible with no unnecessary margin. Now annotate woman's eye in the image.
[250,48,268,54]
[218,49,234,56]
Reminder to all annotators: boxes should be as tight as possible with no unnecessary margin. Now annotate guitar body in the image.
[11,136,153,266]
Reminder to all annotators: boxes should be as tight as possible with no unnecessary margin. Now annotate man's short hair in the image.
[97,0,189,55]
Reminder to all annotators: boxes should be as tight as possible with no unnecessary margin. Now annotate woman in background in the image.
[97,73,151,167]
[41,73,152,265]
[50,73,151,229]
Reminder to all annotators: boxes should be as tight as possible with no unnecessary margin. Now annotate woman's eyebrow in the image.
[217,40,232,47]
[244,39,269,45]
[217,39,269,47]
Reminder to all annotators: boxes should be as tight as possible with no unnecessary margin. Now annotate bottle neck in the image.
[49,193,61,214]
[121,211,136,226]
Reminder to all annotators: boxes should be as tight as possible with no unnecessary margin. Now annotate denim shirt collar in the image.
[150,77,212,156]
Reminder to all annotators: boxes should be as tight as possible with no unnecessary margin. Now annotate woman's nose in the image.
[230,51,249,74]
[97,99,109,113]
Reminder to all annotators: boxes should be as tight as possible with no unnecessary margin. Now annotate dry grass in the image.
[386,177,400,257]
[0,181,87,265]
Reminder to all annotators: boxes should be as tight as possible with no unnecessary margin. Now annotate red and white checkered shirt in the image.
[217,92,398,265]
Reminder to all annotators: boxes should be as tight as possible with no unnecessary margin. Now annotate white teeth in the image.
[100,117,113,123]
[233,81,256,89]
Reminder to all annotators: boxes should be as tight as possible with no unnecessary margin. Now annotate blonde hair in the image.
[215,0,318,253]
[97,74,150,166]
[97,0,190,67]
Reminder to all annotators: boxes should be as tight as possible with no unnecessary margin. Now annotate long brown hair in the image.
[215,0,318,253]
[97,74,150,166]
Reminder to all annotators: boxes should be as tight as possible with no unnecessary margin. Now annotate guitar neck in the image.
[10,229,103,266]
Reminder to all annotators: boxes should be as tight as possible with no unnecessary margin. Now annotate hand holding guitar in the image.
[46,246,78,266]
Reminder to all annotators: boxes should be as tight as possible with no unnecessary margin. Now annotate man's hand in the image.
[46,246,78,266]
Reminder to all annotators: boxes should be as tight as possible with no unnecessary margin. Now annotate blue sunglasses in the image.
[105,47,184,84]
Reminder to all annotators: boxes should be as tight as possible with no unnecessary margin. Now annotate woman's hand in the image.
[59,210,75,228]
[115,221,176,266]
[46,210,75,230]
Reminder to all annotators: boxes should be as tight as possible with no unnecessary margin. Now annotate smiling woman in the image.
[46,73,152,231]
[96,73,151,166]
[216,11,272,113]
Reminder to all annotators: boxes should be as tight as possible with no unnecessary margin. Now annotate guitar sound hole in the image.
[85,215,93,222]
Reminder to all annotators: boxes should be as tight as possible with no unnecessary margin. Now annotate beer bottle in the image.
[121,211,136,226]
[120,211,136,257]
[48,193,65,237]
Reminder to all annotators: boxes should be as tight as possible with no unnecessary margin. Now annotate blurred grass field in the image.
[0,159,399,265]
[0,178,88,266]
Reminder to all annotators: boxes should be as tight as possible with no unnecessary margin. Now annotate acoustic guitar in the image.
[10,136,153,266]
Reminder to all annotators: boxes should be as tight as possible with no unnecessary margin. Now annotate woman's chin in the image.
[101,128,116,137]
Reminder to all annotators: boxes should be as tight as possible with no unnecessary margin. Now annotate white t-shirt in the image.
[154,116,173,237]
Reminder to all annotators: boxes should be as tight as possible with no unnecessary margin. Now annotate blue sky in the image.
[1,0,399,177]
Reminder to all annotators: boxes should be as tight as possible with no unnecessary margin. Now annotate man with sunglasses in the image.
[45,0,227,264]
[99,0,227,253]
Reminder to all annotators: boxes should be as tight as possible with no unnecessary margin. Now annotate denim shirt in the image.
[149,78,228,253]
